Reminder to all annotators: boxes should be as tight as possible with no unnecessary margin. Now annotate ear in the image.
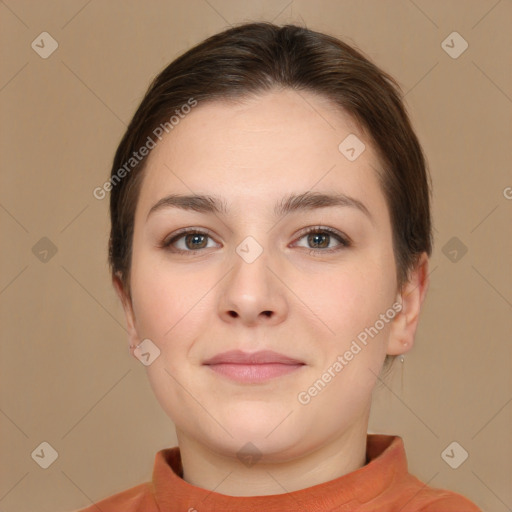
[112,273,139,348]
[386,252,430,356]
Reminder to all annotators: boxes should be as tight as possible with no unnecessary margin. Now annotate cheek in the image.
[291,261,395,341]
[132,268,198,341]
[129,239,189,339]
[129,265,206,406]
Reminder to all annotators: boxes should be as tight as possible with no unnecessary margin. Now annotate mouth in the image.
[203,350,305,384]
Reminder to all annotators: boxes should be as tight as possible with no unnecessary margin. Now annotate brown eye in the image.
[183,233,208,250]
[294,227,351,253]
[307,232,330,249]
[163,229,219,254]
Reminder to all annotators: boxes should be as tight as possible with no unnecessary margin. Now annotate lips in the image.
[203,349,304,365]
[203,350,305,383]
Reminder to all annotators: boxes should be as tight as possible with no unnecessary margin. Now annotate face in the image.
[117,89,418,462]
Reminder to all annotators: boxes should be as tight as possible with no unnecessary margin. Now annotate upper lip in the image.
[203,350,304,365]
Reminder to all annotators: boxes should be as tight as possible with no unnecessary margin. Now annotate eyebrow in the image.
[146,191,373,223]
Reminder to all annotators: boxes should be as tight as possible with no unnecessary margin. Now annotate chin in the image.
[208,431,306,464]
[218,413,309,451]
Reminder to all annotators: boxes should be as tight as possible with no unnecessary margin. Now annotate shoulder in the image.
[415,491,482,512]
[71,482,157,512]
[398,475,482,512]
[367,436,481,511]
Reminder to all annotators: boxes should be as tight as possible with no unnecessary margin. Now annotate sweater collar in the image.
[151,434,407,511]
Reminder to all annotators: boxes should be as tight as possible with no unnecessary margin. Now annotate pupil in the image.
[186,234,206,249]
[310,233,328,248]
[183,233,331,251]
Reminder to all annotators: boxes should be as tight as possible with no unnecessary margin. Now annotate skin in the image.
[113,88,429,497]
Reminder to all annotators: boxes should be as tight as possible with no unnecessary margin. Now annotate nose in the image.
[218,244,288,327]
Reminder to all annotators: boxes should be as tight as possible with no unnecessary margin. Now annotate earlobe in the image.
[112,273,139,347]
[386,253,430,356]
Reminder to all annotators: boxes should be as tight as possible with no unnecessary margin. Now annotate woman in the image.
[79,21,481,511]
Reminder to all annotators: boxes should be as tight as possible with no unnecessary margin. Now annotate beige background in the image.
[0,1,511,511]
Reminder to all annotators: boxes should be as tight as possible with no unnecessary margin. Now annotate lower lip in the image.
[205,363,304,383]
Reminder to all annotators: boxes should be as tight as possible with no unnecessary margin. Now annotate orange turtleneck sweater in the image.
[74,435,481,511]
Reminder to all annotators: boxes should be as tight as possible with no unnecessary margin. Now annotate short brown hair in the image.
[108,21,432,298]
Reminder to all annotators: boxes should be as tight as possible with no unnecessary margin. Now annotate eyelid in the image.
[291,225,351,251]
[161,227,218,249]
[161,225,351,254]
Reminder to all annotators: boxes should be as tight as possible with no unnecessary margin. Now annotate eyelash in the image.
[161,226,351,257]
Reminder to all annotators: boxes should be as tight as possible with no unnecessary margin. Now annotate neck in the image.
[176,418,369,497]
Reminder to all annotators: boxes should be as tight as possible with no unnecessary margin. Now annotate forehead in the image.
[135,89,388,220]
